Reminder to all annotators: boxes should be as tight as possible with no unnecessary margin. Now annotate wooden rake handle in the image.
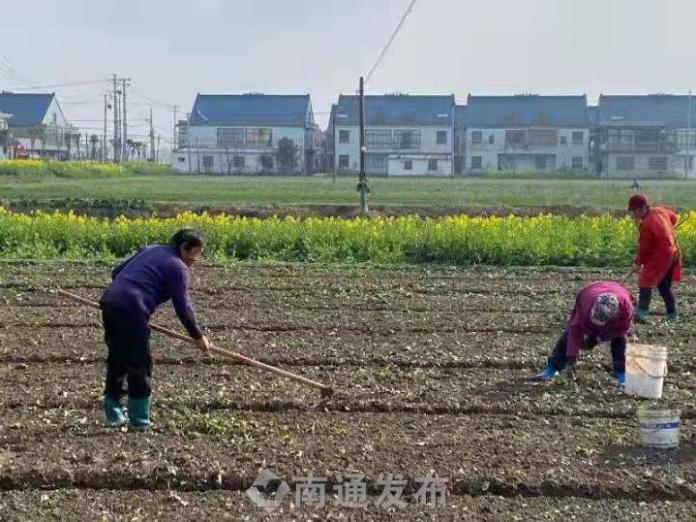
[57,288,333,394]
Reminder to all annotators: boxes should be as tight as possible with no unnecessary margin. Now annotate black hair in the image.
[170,228,205,251]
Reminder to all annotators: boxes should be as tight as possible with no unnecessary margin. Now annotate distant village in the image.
[0,91,694,179]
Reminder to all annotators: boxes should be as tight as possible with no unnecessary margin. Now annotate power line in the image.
[3,79,110,91]
[365,0,419,84]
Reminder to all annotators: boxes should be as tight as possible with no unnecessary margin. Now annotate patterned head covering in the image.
[590,293,620,326]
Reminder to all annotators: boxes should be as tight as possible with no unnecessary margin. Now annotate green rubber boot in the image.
[103,396,127,427]
[127,396,151,429]
[634,307,650,323]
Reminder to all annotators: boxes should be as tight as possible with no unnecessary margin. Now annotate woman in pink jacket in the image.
[534,281,634,386]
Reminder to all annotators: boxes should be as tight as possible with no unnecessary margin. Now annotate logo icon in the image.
[246,469,291,513]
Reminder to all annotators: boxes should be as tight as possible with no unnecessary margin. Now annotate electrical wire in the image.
[365,0,419,83]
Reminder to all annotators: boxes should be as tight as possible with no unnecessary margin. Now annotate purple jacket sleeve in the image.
[167,264,203,339]
[565,318,584,359]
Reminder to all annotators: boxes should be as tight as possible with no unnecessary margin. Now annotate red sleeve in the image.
[667,209,678,226]
[635,219,652,266]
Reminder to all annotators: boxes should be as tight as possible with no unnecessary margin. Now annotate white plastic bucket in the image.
[638,408,680,449]
[625,344,668,399]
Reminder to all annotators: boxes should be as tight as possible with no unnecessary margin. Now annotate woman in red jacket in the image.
[628,194,681,322]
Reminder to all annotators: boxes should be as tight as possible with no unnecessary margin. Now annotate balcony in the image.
[603,141,678,153]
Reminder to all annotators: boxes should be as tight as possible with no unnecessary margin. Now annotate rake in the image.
[57,288,334,398]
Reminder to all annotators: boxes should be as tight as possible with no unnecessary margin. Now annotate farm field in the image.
[3,173,696,211]
[1,261,696,520]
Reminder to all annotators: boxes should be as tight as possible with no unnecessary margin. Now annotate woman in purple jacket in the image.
[99,229,210,428]
[534,281,634,386]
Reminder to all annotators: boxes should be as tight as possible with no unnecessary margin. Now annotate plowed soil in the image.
[1,261,695,521]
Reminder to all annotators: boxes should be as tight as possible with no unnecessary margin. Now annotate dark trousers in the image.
[548,329,626,373]
[638,263,677,315]
[101,303,152,400]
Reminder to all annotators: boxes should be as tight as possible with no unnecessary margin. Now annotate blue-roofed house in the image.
[595,94,696,178]
[332,94,456,176]
[173,93,321,174]
[463,94,589,173]
[0,92,72,159]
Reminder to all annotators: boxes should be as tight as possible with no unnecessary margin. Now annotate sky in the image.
[1,0,695,150]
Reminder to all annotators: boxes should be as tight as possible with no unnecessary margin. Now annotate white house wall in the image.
[387,157,451,176]
[334,125,453,175]
[172,125,309,174]
[465,128,590,172]
[41,98,69,128]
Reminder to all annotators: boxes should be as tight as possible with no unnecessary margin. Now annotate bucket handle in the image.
[633,359,668,379]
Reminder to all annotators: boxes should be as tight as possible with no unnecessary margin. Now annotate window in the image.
[177,156,185,163]
[571,156,583,170]
[428,159,438,171]
[436,131,448,145]
[217,128,244,148]
[471,130,483,145]
[488,134,494,145]
[366,129,392,148]
[528,129,557,146]
[505,130,526,147]
[202,155,214,169]
[393,130,421,149]
[648,156,668,171]
[338,155,349,168]
[572,131,584,145]
[560,136,567,145]
[404,160,413,170]
[245,128,272,147]
[471,156,482,169]
[617,156,635,171]
[535,155,547,170]
[339,130,350,144]
[233,156,245,168]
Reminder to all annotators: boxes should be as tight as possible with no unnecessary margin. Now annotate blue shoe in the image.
[127,396,151,429]
[534,363,557,381]
[614,372,626,387]
[667,312,679,322]
[103,396,127,427]
[634,308,649,323]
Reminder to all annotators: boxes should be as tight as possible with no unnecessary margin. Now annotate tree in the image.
[90,135,99,160]
[0,129,9,157]
[276,137,298,175]
[28,126,44,158]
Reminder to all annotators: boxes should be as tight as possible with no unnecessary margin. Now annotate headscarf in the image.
[590,293,620,326]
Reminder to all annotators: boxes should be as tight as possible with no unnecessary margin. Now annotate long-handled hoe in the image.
[57,288,334,398]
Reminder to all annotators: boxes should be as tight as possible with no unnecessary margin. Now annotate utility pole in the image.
[156,134,161,163]
[103,94,109,162]
[186,112,192,174]
[173,105,178,151]
[149,107,155,162]
[686,90,693,179]
[121,78,130,162]
[112,74,120,163]
[356,76,369,216]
